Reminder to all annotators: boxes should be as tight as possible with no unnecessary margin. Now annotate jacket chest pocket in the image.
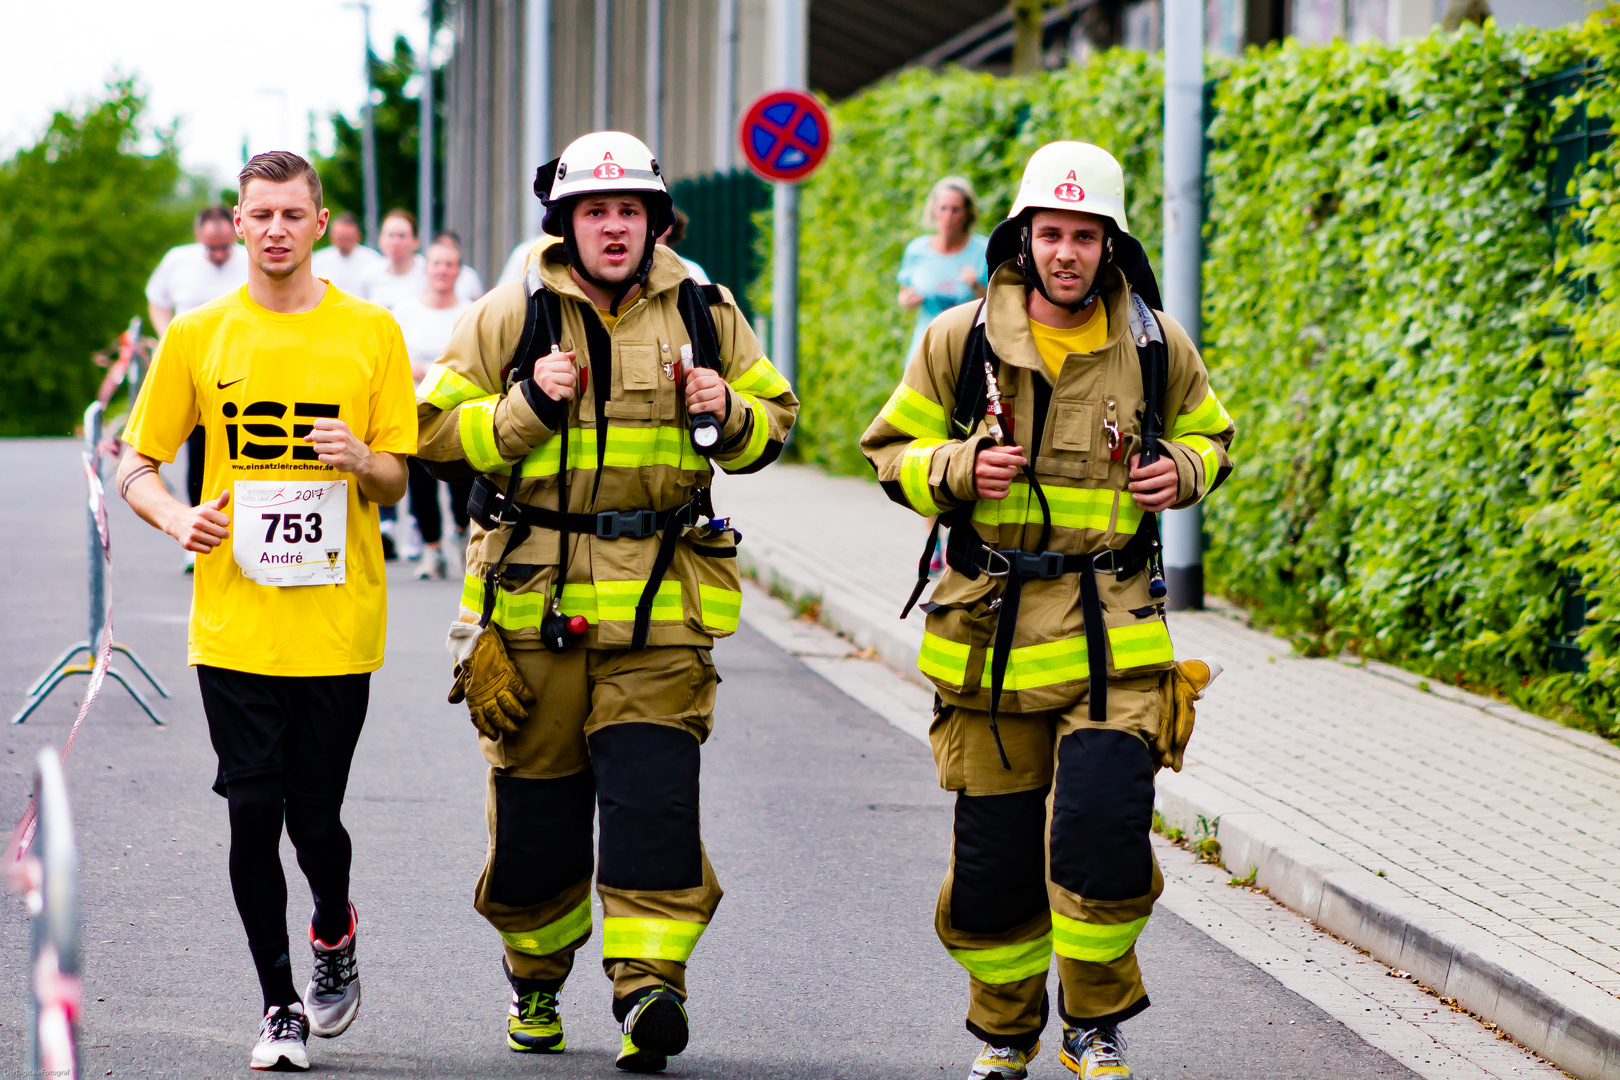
[1049,401,1095,453]
[613,341,677,421]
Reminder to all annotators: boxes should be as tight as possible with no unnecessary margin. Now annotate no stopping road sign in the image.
[739,89,831,184]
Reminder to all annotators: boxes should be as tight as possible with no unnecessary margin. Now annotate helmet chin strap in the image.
[1017,220,1114,315]
[561,217,656,317]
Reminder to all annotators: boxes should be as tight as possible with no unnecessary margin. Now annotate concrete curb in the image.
[1155,772,1620,1080]
[736,532,1620,1080]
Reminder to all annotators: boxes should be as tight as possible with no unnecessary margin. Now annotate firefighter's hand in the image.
[974,445,1027,500]
[685,367,729,418]
[169,490,231,553]
[448,629,535,739]
[533,348,579,400]
[1128,453,1179,513]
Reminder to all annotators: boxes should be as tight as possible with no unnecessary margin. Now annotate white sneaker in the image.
[969,1039,1040,1078]
[182,549,196,574]
[250,1002,310,1071]
[400,518,424,561]
[305,903,361,1038]
[415,546,447,580]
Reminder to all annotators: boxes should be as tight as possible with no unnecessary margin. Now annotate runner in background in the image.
[391,236,472,579]
[115,151,415,1072]
[359,209,484,311]
[146,204,250,571]
[361,212,482,558]
[657,209,710,284]
[310,211,383,293]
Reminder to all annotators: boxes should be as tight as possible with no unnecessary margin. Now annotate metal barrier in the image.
[11,399,166,725]
[16,748,80,1080]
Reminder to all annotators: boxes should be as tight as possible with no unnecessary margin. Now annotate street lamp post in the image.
[771,0,807,392]
[348,0,381,246]
[418,0,435,243]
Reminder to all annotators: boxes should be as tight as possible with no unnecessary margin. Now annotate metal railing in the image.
[13,748,81,1080]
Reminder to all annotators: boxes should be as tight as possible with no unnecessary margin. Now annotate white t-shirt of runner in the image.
[360,255,484,310]
[311,244,385,294]
[145,243,251,316]
[393,296,472,381]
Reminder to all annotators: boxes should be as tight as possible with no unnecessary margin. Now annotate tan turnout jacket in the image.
[417,242,799,649]
[860,263,1235,714]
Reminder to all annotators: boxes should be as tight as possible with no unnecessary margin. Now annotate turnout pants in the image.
[931,675,1164,1048]
[473,640,723,1006]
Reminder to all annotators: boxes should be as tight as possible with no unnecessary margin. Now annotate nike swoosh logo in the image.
[216,377,245,390]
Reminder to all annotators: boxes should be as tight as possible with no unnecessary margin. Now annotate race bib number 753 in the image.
[232,480,348,586]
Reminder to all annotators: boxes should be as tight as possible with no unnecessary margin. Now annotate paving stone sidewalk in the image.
[715,463,1620,1079]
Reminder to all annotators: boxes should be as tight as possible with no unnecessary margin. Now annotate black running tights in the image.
[226,776,353,1010]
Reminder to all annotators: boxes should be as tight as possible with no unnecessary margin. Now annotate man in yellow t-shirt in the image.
[118,151,414,1073]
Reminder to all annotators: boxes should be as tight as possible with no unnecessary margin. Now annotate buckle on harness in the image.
[595,509,660,540]
[1010,550,1066,580]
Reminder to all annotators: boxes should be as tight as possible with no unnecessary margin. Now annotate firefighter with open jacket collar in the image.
[859,141,1234,1080]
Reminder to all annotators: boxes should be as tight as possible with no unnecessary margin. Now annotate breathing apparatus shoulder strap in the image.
[475,284,566,628]
[674,280,726,372]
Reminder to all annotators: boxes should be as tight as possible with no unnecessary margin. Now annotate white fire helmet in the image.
[537,130,673,237]
[1007,141,1129,234]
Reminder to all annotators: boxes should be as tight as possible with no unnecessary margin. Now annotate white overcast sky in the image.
[4,0,434,187]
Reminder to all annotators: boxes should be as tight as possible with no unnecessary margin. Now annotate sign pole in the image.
[1162,0,1205,610]
[771,184,799,391]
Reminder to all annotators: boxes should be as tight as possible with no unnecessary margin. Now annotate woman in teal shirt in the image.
[897,176,990,360]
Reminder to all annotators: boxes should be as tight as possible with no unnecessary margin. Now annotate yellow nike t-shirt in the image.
[123,284,417,676]
[1029,302,1108,379]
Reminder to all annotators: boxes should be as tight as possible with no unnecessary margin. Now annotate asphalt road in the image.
[0,438,1420,1079]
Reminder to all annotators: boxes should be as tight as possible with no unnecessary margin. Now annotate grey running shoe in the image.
[250,1002,309,1071]
[304,903,360,1038]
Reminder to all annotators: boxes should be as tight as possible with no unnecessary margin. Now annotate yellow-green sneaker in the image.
[615,986,688,1073]
[507,987,564,1053]
[1059,1023,1132,1078]
[968,1038,1040,1079]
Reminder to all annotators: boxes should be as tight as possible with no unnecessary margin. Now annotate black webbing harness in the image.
[903,292,1171,769]
[468,278,733,649]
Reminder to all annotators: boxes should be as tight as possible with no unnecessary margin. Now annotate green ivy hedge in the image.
[764,17,1620,732]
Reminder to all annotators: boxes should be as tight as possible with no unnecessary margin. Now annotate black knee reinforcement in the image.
[490,770,596,908]
[589,723,703,892]
[951,787,1051,933]
[1049,729,1155,900]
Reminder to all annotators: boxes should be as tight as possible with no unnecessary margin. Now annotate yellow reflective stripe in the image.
[557,583,598,622]
[878,382,949,440]
[719,393,770,473]
[1177,434,1219,479]
[948,933,1053,983]
[500,898,593,957]
[729,356,790,399]
[1170,390,1232,439]
[972,483,1139,535]
[462,576,677,629]
[699,584,742,633]
[1051,910,1148,962]
[919,632,971,685]
[594,580,683,623]
[420,365,487,411]
[517,426,707,477]
[899,439,945,516]
[601,917,706,962]
[458,396,507,473]
[1108,620,1174,669]
[990,637,1089,691]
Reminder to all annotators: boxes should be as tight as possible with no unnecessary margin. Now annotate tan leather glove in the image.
[1154,657,1222,772]
[447,620,535,739]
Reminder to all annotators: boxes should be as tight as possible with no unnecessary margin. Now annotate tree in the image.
[0,78,202,436]
[315,35,443,235]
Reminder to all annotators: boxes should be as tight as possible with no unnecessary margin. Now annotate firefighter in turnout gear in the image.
[860,142,1234,1080]
[415,131,797,1072]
